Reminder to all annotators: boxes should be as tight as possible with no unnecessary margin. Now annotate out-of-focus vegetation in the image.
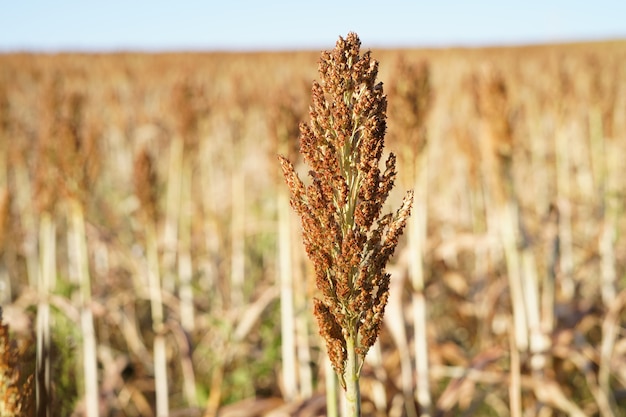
[0,40,625,416]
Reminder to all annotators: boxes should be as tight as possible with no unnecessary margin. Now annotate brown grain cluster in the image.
[473,66,513,161]
[472,65,514,204]
[35,75,101,211]
[268,87,304,165]
[133,145,160,225]
[0,309,33,416]
[278,32,413,382]
[389,58,432,156]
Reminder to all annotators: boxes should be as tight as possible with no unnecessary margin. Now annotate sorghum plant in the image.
[0,308,33,416]
[279,32,413,416]
[388,57,433,417]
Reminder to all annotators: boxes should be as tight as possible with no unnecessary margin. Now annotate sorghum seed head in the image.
[279,32,413,378]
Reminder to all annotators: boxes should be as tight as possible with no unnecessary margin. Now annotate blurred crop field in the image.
[1,40,626,416]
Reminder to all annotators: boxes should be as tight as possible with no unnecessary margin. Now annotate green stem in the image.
[343,335,361,417]
[325,357,339,417]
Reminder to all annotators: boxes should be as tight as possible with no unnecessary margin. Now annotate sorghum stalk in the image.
[270,94,299,401]
[389,57,432,417]
[57,89,101,417]
[133,145,169,417]
[169,78,201,406]
[279,32,413,416]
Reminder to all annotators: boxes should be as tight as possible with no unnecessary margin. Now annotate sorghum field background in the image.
[1,39,626,416]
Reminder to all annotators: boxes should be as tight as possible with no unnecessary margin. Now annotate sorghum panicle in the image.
[279,32,413,383]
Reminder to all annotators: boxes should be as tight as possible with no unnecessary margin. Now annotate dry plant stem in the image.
[15,161,39,288]
[597,290,626,416]
[230,165,245,308]
[498,203,528,352]
[384,268,416,416]
[169,321,198,408]
[203,356,225,417]
[410,152,431,417]
[161,135,197,408]
[365,343,388,412]
[179,158,196,332]
[278,187,298,400]
[0,136,5,189]
[163,136,183,295]
[389,58,431,416]
[554,127,574,299]
[68,199,100,417]
[291,230,314,399]
[325,355,339,417]
[0,263,9,304]
[589,108,617,305]
[475,69,530,355]
[177,159,198,406]
[294,279,314,398]
[521,246,547,375]
[145,221,170,417]
[36,212,54,417]
[542,206,558,369]
[501,199,546,394]
[132,144,170,414]
[508,321,521,417]
[0,188,9,305]
[199,139,221,304]
[478,67,549,411]
[269,89,303,396]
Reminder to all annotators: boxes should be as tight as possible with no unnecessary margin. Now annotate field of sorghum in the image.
[0,39,625,416]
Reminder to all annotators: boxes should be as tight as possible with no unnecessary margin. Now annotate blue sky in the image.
[1,1,625,52]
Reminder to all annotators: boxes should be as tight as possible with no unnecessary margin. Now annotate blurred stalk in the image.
[14,145,39,292]
[598,290,625,416]
[365,344,389,412]
[145,219,169,417]
[133,144,169,416]
[177,157,198,407]
[199,138,222,305]
[0,187,10,304]
[278,186,297,400]
[390,57,432,417]
[228,90,247,311]
[589,107,617,305]
[497,203,528,352]
[508,319,521,417]
[162,137,183,295]
[474,66,529,353]
[542,205,558,368]
[178,159,195,332]
[230,165,245,308]
[269,85,312,401]
[325,354,339,417]
[520,229,546,375]
[67,198,100,417]
[554,127,575,300]
[294,267,314,398]
[409,153,431,417]
[36,212,54,417]
[474,67,547,413]
[0,140,8,304]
